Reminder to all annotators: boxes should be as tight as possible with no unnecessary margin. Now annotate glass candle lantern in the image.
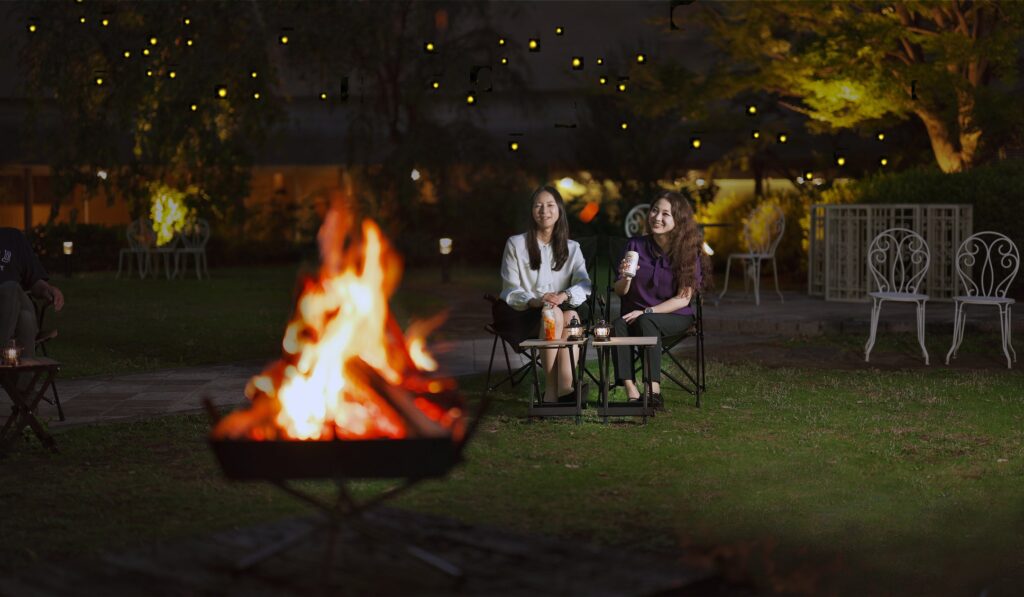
[592,320,612,342]
[565,317,584,341]
[2,340,21,366]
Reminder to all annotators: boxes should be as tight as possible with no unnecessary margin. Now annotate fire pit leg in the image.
[234,520,319,572]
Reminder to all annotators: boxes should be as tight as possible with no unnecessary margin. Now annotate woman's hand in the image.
[622,309,644,324]
[541,291,566,306]
[618,258,640,278]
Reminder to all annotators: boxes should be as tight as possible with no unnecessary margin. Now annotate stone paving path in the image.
[24,290,1022,429]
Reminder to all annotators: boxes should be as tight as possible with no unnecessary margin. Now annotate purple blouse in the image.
[618,235,701,317]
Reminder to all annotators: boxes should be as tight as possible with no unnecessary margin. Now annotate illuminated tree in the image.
[17,2,283,221]
[700,1,1024,173]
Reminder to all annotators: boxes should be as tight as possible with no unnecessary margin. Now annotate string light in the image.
[620,122,628,130]
[319,92,328,100]
[216,85,227,98]
[95,76,104,86]
[251,71,258,79]
[599,76,607,85]
[691,137,702,149]
[752,130,761,139]
[555,26,564,35]
[143,48,150,56]
[79,16,86,24]
[877,132,885,141]
[571,57,582,70]
[498,37,506,46]
[431,80,440,90]
[28,23,38,33]
[777,133,788,144]
[528,38,539,52]
[880,157,889,166]
[168,70,176,79]
[596,58,604,65]
[186,38,193,46]
[101,18,109,27]
[424,42,435,53]
[617,82,627,92]
[190,104,197,111]
[636,53,646,64]
[146,69,153,77]
[508,141,519,151]
[466,92,476,105]
[805,170,813,180]
[184,17,191,26]
[123,50,131,59]
[500,57,508,65]
[279,34,289,45]
[836,156,846,166]
[149,36,158,46]
[747,104,757,115]
[253,92,260,100]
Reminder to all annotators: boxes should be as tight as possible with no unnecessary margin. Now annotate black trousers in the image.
[612,313,693,384]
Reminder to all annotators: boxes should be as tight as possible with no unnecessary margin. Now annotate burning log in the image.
[345,358,449,439]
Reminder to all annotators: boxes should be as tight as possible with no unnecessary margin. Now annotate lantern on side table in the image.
[592,320,611,342]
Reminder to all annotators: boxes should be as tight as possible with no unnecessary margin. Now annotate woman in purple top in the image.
[612,191,712,403]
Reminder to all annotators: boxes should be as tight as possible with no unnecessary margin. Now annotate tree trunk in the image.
[914,107,966,173]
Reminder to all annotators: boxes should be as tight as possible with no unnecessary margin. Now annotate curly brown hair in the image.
[648,190,713,294]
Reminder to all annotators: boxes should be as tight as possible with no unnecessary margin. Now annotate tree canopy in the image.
[700,0,1024,172]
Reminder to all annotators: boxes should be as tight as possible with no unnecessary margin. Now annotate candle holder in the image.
[565,317,584,341]
[2,340,22,367]
[592,320,612,342]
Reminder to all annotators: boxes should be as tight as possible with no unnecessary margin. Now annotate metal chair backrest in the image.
[624,203,649,238]
[180,219,210,250]
[574,235,600,325]
[742,204,785,255]
[953,231,1020,299]
[867,227,931,295]
[127,218,155,249]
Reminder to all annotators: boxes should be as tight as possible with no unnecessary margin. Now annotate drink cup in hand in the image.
[622,250,639,278]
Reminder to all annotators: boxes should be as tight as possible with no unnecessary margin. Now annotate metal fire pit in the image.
[210,436,461,480]
[204,394,488,582]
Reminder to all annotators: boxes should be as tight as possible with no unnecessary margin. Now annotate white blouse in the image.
[500,233,592,311]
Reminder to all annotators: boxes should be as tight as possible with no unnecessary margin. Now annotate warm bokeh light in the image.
[571,57,582,70]
[528,39,539,51]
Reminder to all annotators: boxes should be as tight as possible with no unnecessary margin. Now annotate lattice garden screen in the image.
[808,204,973,302]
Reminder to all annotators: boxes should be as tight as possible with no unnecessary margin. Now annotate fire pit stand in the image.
[206,395,490,584]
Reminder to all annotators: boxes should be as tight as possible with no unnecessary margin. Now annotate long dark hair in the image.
[526,185,570,271]
[649,190,713,293]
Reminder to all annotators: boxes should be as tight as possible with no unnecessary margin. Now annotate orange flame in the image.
[213,190,462,441]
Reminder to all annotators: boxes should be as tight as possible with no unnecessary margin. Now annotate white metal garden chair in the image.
[116,218,154,279]
[945,231,1019,368]
[718,204,785,306]
[174,218,211,279]
[624,203,649,238]
[864,227,931,365]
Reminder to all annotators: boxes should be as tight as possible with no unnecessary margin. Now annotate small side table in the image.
[593,337,657,423]
[0,357,61,452]
[519,338,590,424]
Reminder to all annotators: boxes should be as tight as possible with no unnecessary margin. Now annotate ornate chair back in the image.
[953,231,1020,299]
[742,204,785,256]
[867,227,931,295]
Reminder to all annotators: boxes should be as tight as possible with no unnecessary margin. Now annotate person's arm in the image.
[621,288,692,323]
[30,279,65,311]
[498,238,535,310]
[558,244,591,307]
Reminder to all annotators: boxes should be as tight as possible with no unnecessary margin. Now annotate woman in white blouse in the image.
[497,185,592,402]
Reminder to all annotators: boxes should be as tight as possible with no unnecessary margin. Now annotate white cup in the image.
[623,250,639,278]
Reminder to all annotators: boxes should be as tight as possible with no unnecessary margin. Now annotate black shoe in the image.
[557,383,589,408]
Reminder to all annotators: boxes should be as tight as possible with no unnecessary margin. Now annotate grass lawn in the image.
[2,360,1022,594]
[39,265,493,378]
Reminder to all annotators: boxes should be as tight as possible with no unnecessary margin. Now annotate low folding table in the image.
[0,357,60,452]
[519,338,590,424]
[593,336,657,423]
